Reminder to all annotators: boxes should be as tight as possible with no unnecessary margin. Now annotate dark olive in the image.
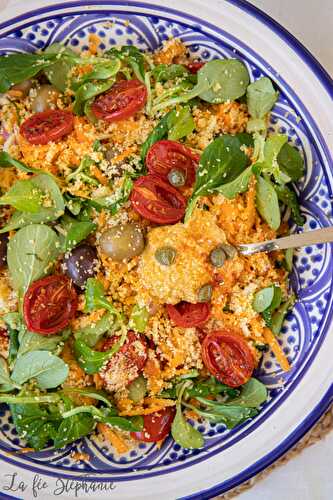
[0,233,9,268]
[155,246,177,266]
[64,244,97,287]
[198,283,213,302]
[167,169,186,187]
[100,223,145,262]
[31,84,59,113]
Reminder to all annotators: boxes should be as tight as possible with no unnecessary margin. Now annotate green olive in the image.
[167,169,186,187]
[198,283,213,302]
[100,223,145,262]
[31,84,59,113]
[155,246,177,266]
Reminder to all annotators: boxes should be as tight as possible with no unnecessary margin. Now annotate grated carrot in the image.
[263,327,290,371]
[111,145,138,164]
[97,423,129,454]
[90,164,109,185]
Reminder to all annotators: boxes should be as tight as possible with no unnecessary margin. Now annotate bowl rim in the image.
[0,1,332,498]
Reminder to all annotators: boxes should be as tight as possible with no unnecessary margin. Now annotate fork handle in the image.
[237,226,333,255]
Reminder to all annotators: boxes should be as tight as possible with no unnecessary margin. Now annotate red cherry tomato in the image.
[167,302,210,328]
[186,61,205,74]
[146,140,199,187]
[130,406,176,442]
[91,79,147,122]
[20,110,74,145]
[130,174,186,224]
[202,330,254,387]
[100,331,148,388]
[23,275,78,335]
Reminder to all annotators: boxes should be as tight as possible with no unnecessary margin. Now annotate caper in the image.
[219,243,237,259]
[210,244,237,267]
[198,283,213,302]
[100,223,145,262]
[209,246,226,268]
[155,246,177,266]
[31,84,59,113]
[167,169,186,187]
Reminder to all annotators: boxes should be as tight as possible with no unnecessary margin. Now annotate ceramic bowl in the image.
[0,1,332,499]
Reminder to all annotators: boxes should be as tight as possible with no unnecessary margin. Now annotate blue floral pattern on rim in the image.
[0,1,332,491]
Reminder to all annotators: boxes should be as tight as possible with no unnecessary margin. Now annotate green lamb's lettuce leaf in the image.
[255,175,281,230]
[277,142,305,181]
[11,351,69,389]
[7,224,60,294]
[246,77,279,119]
[185,135,248,220]
[0,174,65,233]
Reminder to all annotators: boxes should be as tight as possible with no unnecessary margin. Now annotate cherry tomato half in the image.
[146,140,199,187]
[186,61,205,74]
[23,275,78,335]
[130,174,186,224]
[92,79,147,122]
[201,330,254,387]
[20,110,74,145]
[167,301,210,328]
[130,406,176,442]
[99,331,148,388]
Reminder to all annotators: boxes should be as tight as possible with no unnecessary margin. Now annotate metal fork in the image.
[237,226,333,255]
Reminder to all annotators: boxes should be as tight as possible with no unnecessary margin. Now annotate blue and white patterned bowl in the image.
[0,1,332,499]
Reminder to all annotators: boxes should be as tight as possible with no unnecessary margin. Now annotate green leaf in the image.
[247,77,279,119]
[277,142,305,181]
[186,135,248,219]
[11,351,69,389]
[189,400,257,427]
[152,64,189,82]
[53,413,95,448]
[167,106,195,141]
[255,175,281,230]
[271,295,295,335]
[225,378,267,407]
[75,311,115,348]
[10,401,61,450]
[74,333,126,375]
[129,305,149,333]
[284,248,294,272]
[0,356,20,391]
[152,59,250,112]
[17,327,65,358]
[217,165,253,199]
[84,278,121,318]
[73,80,115,115]
[253,285,275,312]
[0,151,41,174]
[262,135,290,185]
[7,224,60,293]
[186,377,238,399]
[141,110,175,163]
[171,403,204,449]
[274,184,305,226]
[106,46,145,82]
[71,59,121,89]
[0,173,65,233]
[128,375,147,403]
[0,52,59,93]
[59,214,96,252]
[62,405,143,432]
[44,43,77,92]
[0,178,43,213]
[197,59,250,104]
[93,175,133,215]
